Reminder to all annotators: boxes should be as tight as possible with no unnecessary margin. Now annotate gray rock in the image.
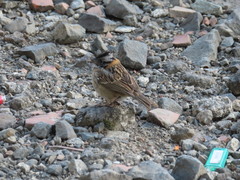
[221,37,234,47]
[192,96,233,119]
[91,35,108,56]
[193,142,207,152]
[216,120,232,130]
[158,97,183,114]
[66,137,84,148]
[78,13,117,33]
[55,120,77,140]
[62,113,76,124]
[94,122,105,132]
[191,0,223,15]
[227,73,240,96]
[17,43,58,63]
[88,164,103,171]
[231,121,240,134]
[13,147,29,160]
[123,15,138,27]
[180,12,203,32]
[171,126,195,143]
[47,164,62,176]
[182,72,216,88]
[100,138,115,149]
[80,169,132,180]
[127,161,174,180]
[9,92,35,110]
[182,29,221,67]
[219,93,236,102]
[26,67,60,81]
[105,0,143,19]
[172,155,207,180]
[70,0,85,10]
[117,39,148,70]
[147,56,162,65]
[76,106,135,130]
[69,159,88,175]
[0,113,16,130]
[79,132,99,141]
[3,81,29,95]
[230,151,240,159]
[181,139,195,151]
[196,110,213,125]
[31,122,52,139]
[170,0,184,6]
[4,17,28,33]
[216,8,240,38]
[52,21,86,44]
[163,60,190,74]
[233,47,240,57]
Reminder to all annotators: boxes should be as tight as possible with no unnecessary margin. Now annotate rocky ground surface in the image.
[0,0,240,179]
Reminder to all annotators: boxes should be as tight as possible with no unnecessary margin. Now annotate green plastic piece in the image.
[205,148,229,171]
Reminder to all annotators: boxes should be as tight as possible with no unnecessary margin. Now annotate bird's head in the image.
[93,51,116,68]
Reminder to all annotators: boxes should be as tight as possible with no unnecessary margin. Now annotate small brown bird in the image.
[92,52,158,110]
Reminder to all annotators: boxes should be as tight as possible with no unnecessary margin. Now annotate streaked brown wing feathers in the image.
[96,64,139,96]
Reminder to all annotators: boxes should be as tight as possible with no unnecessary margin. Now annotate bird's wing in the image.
[95,65,139,96]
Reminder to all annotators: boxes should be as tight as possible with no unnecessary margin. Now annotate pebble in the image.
[68,159,88,175]
[31,122,52,139]
[47,164,62,176]
[227,138,240,151]
[55,120,77,140]
[114,26,136,33]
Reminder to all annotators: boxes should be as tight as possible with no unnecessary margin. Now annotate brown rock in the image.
[148,108,180,128]
[29,0,54,12]
[86,5,105,17]
[202,16,210,25]
[55,2,69,15]
[172,34,191,47]
[85,1,96,8]
[25,111,62,128]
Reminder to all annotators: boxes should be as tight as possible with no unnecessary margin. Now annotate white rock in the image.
[137,76,149,87]
[115,26,136,33]
[151,8,168,18]
[17,162,30,173]
[227,138,240,151]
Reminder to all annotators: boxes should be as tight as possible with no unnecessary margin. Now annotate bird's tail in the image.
[133,92,158,110]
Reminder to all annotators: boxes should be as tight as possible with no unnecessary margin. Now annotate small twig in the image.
[48,145,84,152]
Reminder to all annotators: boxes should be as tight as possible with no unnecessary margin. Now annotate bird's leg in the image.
[107,96,122,107]
[95,96,120,107]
